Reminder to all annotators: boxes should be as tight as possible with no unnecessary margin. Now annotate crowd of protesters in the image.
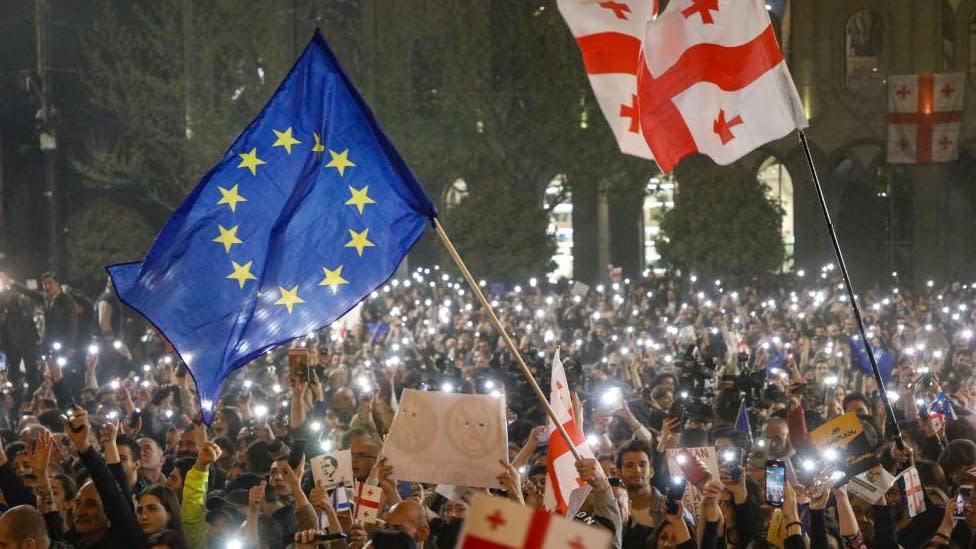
[0,263,973,548]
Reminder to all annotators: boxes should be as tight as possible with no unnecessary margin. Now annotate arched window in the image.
[442,178,468,210]
[545,175,573,282]
[643,174,676,274]
[845,9,885,93]
[757,156,795,272]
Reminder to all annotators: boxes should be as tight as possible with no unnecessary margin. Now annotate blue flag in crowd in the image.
[930,392,958,421]
[735,400,754,447]
[848,336,894,381]
[109,31,438,421]
[368,321,390,342]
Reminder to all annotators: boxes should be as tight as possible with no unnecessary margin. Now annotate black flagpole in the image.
[797,129,903,446]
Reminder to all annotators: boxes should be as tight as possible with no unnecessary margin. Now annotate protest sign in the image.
[666,447,719,519]
[309,450,354,490]
[810,412,877,477]
[847,464,897,504]
[381,389,508,488]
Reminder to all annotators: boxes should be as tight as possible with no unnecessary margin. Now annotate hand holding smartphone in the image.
[955,485,972,520]
[667,477,686,514]
[765,459,786,507]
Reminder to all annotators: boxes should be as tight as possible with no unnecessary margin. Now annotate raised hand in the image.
[26,430,53,478]
[194,442,222,472]
[63,406,92,453]
[497,459,524,505]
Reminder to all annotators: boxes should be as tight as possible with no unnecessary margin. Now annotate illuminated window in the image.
[757,156,795,272]
[545,175,573,282]
[643,174,676,274]
[845,9,885,93]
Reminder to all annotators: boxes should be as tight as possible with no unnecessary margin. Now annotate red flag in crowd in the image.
[635,0,808,172]
[457,492,612,549]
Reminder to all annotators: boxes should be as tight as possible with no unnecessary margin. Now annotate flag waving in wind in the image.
[108,31,438,422]
[636,0,808,172]
[544,349,594,515]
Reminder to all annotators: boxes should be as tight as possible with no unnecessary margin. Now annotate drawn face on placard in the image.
[445,398,502,458]
[387,393,438,453]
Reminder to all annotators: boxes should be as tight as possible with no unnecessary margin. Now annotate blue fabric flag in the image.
[734,400,754,448]
[848,336,894,381]
[368,321,390,343]
[108,31,438,421]
[930,391,958,421]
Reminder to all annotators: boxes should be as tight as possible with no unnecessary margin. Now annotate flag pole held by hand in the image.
[432,218,583,461]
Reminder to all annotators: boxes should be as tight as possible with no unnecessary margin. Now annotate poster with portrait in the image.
[380,389,508,488]
[310,450,354,490]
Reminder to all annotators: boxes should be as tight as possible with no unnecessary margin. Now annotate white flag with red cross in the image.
[354,480,383,523]
[457,492,612,549]
[543,349,595,515]
[897,466,926,518]
[887,73,965,164]
[557,0,659,159]
[635,0,808,173]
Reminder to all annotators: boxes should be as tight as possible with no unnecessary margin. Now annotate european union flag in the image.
[109,31,438,421]
[848,335,893,381]
[734,399,753,448]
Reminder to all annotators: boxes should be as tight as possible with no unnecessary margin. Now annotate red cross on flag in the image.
[557,0,659,160]
[887,73,965,164]
[897,466,926,519]
[354,480,383,523]
[636,0,808,173]
[457,492,612,549]
[544,349,595,515]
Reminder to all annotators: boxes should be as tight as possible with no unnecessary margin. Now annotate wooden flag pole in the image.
[433,218,583,461]
[798,130,903,447]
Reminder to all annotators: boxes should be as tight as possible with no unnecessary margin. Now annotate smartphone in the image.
[128,409,142,429]
[288,349,311,381]
[955,485,972,520]
[288,439,307,469]
[677,449,710,485]
[666,477,686,514]
[765,460,786,507]
[667,401,684,424]
[721,448,743,482]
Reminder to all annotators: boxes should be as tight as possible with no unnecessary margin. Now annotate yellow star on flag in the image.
[325,149,355,176]
[318,265,349,294]
[345,228,375,257]
[272,128,302,155]
[217,184,247,213]
[237,148,266,176]
[212,225,243,253]
[312,132,325,153]
[345,185,376,215]
[274,285,305,314]
[226,260,257,289]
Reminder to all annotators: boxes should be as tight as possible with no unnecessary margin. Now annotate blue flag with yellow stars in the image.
[108,31,438,422]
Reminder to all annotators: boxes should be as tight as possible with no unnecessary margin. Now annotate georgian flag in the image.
[354,480,382,523]
[557,0,658,159]
[457,492,612,549]
[887,73,964,164]
[898,466,926,518]
[636,0,808,173]
[543,349,595,515]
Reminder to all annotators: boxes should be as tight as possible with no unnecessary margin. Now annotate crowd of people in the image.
[0,263,974,549]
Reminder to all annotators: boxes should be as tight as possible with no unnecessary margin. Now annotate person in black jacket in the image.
[64,405,148,549]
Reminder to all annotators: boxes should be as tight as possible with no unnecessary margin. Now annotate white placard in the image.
[380,389,508,488]
[310,450,354,490]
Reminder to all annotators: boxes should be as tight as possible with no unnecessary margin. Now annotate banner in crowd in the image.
[666,446,719,519]
[310,450,354,490]
[809,412,877,478]
[380,389,508,488]
[457,492,612,549]
[887,73,964,164]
